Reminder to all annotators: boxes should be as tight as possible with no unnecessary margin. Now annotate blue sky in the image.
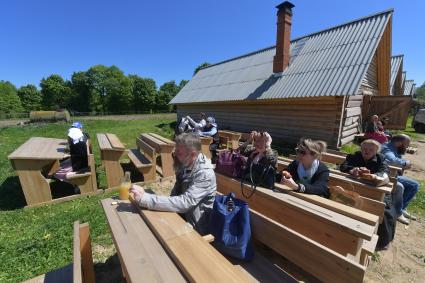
[1,0,424,89]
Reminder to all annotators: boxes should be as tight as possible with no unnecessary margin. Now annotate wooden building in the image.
[171,2,411,147]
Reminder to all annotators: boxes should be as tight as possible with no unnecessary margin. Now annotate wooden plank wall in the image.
[177,96,344,148]
[375,15,392,96]
[360,54,378,96]
[364,96,412,129]
[339,95,363,146]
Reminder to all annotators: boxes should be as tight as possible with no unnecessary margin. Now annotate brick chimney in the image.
[273,1,295,73]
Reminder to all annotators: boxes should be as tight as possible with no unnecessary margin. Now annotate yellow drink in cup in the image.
[119,171,131,200]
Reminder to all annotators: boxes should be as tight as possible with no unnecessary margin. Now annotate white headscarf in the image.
[68,127,84,144]
[297,159,320,184]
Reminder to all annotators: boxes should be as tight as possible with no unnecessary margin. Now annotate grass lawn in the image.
[0,116,175,282]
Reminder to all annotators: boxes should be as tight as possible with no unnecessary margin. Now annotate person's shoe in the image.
[397,215,410,225]
[402,210,417,221]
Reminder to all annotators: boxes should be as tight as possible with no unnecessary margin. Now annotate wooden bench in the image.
[24,221,95,283]
[127,137,157,182]
[101,198,297,283]
[277,158,386,222]
[216,173,375,258]
[321,151,403,178]
[97,133,126,188]
[67,140,98,194]
[218,130,241,150]
[216,175,373,282]
[140,133,175,178]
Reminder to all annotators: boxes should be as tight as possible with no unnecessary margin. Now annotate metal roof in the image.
[401,71,406,86]
[390,55,403,90]
[403,80,415,96]
[171,9,393,104]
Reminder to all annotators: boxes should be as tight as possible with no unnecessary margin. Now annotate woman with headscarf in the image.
[280,138,329,197]
[54,121,89,181]
[239,131,278,189]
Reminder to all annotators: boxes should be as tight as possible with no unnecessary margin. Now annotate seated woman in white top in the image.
[186,112,207,132]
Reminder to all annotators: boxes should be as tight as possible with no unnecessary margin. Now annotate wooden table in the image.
[140,133,175,178]
[8,137,67,206]
[97,133,126,188]
[101,197,253,283]
[218,130,241,150]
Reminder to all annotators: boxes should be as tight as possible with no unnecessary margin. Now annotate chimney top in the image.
[275,1,295,14]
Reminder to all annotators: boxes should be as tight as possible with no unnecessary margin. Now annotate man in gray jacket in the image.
[130,133,216,235]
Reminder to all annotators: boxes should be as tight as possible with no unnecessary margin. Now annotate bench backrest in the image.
[140,133,165,152]
[96,133,112,150]
[136,137,156,161]
[73,221,95,283]
[216,173,374,256]
[106,133,125,150]
[86,140,97,191]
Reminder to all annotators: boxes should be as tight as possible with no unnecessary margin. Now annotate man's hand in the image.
[359,167,371,175]
[404,161,412,169]
[349,167,361,177]
[130,184,145,203]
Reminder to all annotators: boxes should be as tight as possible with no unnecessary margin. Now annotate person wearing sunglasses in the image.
[279,138,329,197]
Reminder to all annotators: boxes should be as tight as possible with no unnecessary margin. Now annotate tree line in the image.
[0,64,210,115]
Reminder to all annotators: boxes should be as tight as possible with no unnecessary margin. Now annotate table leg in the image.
[11,159,53,206]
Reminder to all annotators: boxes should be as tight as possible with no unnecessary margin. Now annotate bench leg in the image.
[160,152,174,178]
[102,151,125,188]
[79,223,96,283]
[141,166,156,182]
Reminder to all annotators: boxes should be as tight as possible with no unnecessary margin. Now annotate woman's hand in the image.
[349,167,361,177]
[249,131,258,142]
[130,184,145,202]
[281,177,298,190]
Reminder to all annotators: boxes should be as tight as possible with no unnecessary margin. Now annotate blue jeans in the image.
[397,175,420,212]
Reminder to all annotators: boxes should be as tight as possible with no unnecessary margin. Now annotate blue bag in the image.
[209,192,254,260]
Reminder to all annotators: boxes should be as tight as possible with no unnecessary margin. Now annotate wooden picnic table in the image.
[140,133,175,178]
[218,130,241,150]
[101,197,255,283]
[8,137,67,206]
[97,133,126,188]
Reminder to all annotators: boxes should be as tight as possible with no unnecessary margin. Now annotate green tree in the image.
[193,62,211,75]
[129,75,157,113]
[0,81,23,114]
[156,81,180,112]
[40,74,73,110]
[415,81,425,100]
[70,71,91,112]
[16,84,42,112]
[179,79,189,89]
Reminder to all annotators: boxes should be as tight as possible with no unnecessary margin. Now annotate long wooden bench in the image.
[140,133,175,178]
[102,198,297,282]
[277,158,386,222]
[127,137,157,182]
[97,133,126,187]
[24,221,95,283]
[215,175,372,282]
[218,130,241,150]
[216,173,375,258]
[322,151,403,178]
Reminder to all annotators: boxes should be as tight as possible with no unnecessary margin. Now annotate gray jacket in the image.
[138,153,216,235]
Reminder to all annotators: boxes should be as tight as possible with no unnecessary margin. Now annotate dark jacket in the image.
[286,160,330,197]
[68,137,88,172]
[340,151,389,177]
[239,144,278,169]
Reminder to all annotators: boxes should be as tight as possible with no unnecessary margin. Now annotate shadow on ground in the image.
[95,254,124,283]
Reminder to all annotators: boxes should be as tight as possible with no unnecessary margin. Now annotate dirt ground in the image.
[365,139,425,283]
